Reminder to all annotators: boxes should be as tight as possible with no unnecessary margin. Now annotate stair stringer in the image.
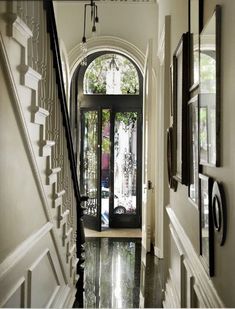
[0,5,78,307]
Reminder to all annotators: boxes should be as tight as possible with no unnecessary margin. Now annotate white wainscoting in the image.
[163,206,224,308]
[0,2,78,306]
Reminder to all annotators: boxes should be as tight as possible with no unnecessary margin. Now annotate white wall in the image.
[158,0,235,306]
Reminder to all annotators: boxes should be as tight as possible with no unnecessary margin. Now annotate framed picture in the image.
[199,6,221,166]
[199,174,214,277]
[172,33,190,185]
[169,63,174,116]
[211,180,227,246]
[167,127,177,192]
[188,0,203,90]
[188,95,199,207]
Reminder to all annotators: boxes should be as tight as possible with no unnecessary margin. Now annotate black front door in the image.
[80,105,142,231]
[80,108,102,231]
[78,52,143,231]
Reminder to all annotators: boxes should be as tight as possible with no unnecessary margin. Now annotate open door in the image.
[109,109,142,228]
[142,39,153,253]
[80,108,102,231]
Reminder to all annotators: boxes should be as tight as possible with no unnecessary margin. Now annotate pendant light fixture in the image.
[81,0,99,66]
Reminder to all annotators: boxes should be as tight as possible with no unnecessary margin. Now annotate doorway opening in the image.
[75,52,143,231]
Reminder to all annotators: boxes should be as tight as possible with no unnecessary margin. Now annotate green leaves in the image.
[84,54,139,95]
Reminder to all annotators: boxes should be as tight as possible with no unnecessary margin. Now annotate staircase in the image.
[0,1,84,307]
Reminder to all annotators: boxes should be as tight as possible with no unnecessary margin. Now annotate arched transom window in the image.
[83,53,140,95]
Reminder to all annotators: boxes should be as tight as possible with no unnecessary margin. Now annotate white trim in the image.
[0,223,53,280]
[7,14,32,48]
[0,33,68,283]
[33,107,49,126]
[62,286,76,309]
[46,286,61,308]
[154,245,163,259]
[41,140,55,157]
[19,65,42,90]
[68,36,145,78]
[58,209,70,228]
[54,190,66,208]
[47,167,61,185]
[158,24,165,65]
[155,15,171,261]
[166,206,225,308]
[0,277,25,308]
[49,285,72,309]
[28,249,61,307]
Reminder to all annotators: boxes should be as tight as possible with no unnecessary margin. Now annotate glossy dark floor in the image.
[81,237,163,308]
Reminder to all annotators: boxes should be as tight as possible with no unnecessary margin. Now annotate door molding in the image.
[142,38,153,252]
[154,16,171,259]
[68,36,145,79]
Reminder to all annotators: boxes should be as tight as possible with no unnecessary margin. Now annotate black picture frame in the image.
[172,33,190,185]
[199,5,221,166]
[188,0,204,90]
[170,63,174,116]
[188,95,199,207]
[212,180,227,246]
[199,174,214,277]
[167,127,177,192]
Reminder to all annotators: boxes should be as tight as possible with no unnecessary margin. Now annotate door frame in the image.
[78,51,143,230]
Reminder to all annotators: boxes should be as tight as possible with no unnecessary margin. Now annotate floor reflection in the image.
[84,238,141,308]
[83,238,163,308]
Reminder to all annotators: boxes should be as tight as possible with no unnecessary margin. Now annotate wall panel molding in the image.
[0,222,53,280]
[164,206,224,308]
[28,249,60,308]
[0,31,69,284]
[0,278,25,308]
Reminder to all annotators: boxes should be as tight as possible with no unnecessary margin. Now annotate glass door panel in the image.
[81,108,141,230]
[110,111,140,228]
[101,109,111,228]
[81,110,101,230]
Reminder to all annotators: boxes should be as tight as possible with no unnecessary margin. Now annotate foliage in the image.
[84,110,137,154]
[84,54,139,94]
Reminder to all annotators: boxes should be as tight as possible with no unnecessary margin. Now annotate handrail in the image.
[43,0,82,210]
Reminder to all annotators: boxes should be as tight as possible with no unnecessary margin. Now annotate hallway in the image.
[82,237,163,308]
[1,0,235,307]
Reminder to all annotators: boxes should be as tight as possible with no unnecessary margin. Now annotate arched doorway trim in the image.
[68,36,145,80]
